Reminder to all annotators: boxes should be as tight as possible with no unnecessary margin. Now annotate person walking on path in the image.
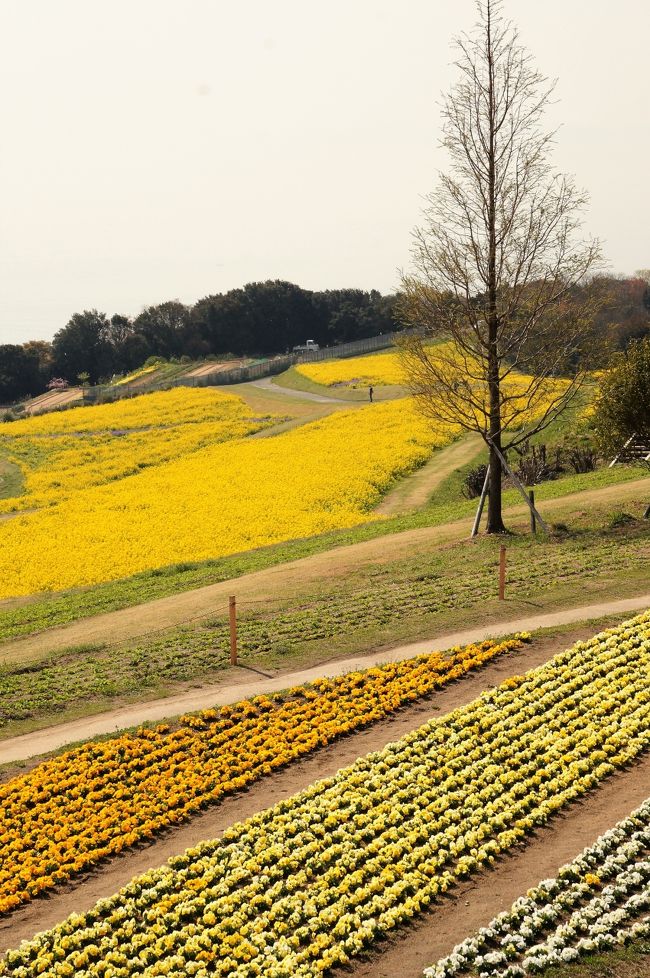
[369,385,374,403]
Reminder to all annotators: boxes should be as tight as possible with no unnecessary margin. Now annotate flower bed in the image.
[0,388,278,514]
[0,637,523,916]
[2,613,649,977]
[0,399,457,597]
[426,797,650,977]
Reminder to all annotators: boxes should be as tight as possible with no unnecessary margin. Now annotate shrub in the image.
[608,510,637,529]
[513,443,562,485]
[462,463,489,499]
[564,441,598,473]
[593,337,650,454]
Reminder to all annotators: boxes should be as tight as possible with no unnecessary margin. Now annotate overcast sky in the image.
[1,0,648,344]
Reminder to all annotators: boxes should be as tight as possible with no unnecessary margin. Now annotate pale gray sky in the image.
[1,0,648,344]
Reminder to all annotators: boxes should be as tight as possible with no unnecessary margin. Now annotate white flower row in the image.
[2,612,650,978]
[426,797,650,977]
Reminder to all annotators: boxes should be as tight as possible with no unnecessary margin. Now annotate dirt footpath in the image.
[2,627,648,958]
[2,477,647,667]
[1,594,649,765]
[250,376,351,402]
[377,434,483,515]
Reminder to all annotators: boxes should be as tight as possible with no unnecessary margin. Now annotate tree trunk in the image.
[487,438,506,533]
[485,1,506,535]
[486,333,506,532]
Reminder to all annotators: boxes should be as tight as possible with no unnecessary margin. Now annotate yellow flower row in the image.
[2,613,649,977]
[112,364,159,386]
[0,637,525,916]
[0,399,458,598]
[427,796,650,976]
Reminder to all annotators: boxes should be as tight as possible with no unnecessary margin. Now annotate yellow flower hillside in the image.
[297,350,408,387]
[299,346,574,428]
[4,386,251,434]
[0,388,277,513]
[0,400,457,598]
[112,363,159,386]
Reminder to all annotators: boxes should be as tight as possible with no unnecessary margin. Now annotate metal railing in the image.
[297,332,396,363]
[30,330,405,409]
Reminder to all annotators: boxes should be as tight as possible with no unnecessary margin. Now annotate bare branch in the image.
[398,0,603,532]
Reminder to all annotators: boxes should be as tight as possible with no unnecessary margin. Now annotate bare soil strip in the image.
[116,369,164,390]
[1,594,649,765]
[23,388,82,415]
[183,360,248,378]
[1,626,642,957]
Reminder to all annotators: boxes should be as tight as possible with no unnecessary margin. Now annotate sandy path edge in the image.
[1,593,649,765]
[2,476,647,663]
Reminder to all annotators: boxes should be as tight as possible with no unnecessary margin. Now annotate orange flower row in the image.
[0,636,527,915]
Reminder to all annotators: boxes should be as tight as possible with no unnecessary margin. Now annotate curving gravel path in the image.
[250,376,352,402]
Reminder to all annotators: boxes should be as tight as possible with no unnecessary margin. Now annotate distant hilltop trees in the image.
[0,281,400,400]
[1,273,649,402]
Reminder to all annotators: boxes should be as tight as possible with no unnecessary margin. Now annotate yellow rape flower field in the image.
[0,395,457,598]
[296,346,573,429]
[0,388,278,513]
[297,350,409,387]
[4,386,255,434]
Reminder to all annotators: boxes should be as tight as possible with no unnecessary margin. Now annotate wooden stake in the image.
[471,465,490,537]
[498,546,506,600]
[529,490,537,535]
[229,595,237,665]
[488,440,550,534]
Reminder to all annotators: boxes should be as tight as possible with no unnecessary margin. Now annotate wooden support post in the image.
[529,490,536,535]
[471,465,490,538]
[498,546,506,600]
[229,595,237,666]
[488,440,550,534]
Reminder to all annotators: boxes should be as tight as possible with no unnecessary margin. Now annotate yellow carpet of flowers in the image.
[297,350,408,387]
[2,613,648,977]
[0,397,456,598]
[0,637,524,915]
[0,389,276,513]
[296,348,571,429]
[5,386,255,435]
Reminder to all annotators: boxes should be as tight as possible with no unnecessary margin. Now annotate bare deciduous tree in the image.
[398,0,602,533]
